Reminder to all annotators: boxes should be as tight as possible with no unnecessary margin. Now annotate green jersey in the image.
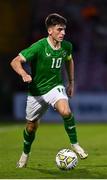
[19,38,72,96]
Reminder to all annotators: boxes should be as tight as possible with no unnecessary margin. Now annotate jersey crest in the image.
[45,47,51,57]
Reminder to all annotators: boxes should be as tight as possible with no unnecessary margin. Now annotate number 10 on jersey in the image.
[51,58,62,68]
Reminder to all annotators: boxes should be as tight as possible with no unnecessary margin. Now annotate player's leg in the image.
[55,99,88,159]
[55,99,77,144]
[44,85,78,144]
[17,95,48,168]
[17,120,39,168]
[23,120,38,154]
[45,85,78,144]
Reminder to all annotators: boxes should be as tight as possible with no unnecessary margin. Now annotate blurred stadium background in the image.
[1,0,107,123]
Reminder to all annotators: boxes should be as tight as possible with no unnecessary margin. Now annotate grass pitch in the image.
[0,121,107,179]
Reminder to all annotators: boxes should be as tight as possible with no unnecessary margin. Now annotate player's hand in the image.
[66,81,74,97]
[22,74,32,83]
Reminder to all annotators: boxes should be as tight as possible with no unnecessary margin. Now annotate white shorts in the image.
[26,85,68,121]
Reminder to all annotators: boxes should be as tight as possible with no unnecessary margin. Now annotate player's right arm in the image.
[10,55,32,83]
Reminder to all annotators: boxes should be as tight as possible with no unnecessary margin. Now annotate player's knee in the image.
[60,109,71,117]
[26,120,39,133]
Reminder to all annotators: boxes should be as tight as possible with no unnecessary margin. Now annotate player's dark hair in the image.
[45,13,67,29]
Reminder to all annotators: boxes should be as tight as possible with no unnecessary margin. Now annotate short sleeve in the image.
[19,42,40,62]
[66,42,73,61]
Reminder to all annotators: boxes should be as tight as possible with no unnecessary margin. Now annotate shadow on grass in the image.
[28,165,107,179]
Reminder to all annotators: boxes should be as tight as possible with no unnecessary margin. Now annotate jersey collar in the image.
[47,37,61,50]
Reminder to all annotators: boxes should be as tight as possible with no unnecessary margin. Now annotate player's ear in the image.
[48,27,52,35]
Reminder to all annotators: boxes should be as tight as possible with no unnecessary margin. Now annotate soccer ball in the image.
[56,149,78,170]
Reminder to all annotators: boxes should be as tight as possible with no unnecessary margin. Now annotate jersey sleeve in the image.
[19,42,40,62]
[65,42,73,61]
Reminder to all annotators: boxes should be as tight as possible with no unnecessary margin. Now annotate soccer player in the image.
[10,13,88,168]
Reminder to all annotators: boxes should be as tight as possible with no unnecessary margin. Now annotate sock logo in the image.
[24,140,30,145]
[68,125,75,130]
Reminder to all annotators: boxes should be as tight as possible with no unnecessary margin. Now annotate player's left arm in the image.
[65,56,74,97]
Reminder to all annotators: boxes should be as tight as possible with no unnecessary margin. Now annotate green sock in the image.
[23,128,35,154]
[63,114,77,144]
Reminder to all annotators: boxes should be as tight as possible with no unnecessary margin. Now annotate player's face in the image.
[48,24,66,42]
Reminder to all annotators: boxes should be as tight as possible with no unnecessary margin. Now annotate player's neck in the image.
[47,36,61,50]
